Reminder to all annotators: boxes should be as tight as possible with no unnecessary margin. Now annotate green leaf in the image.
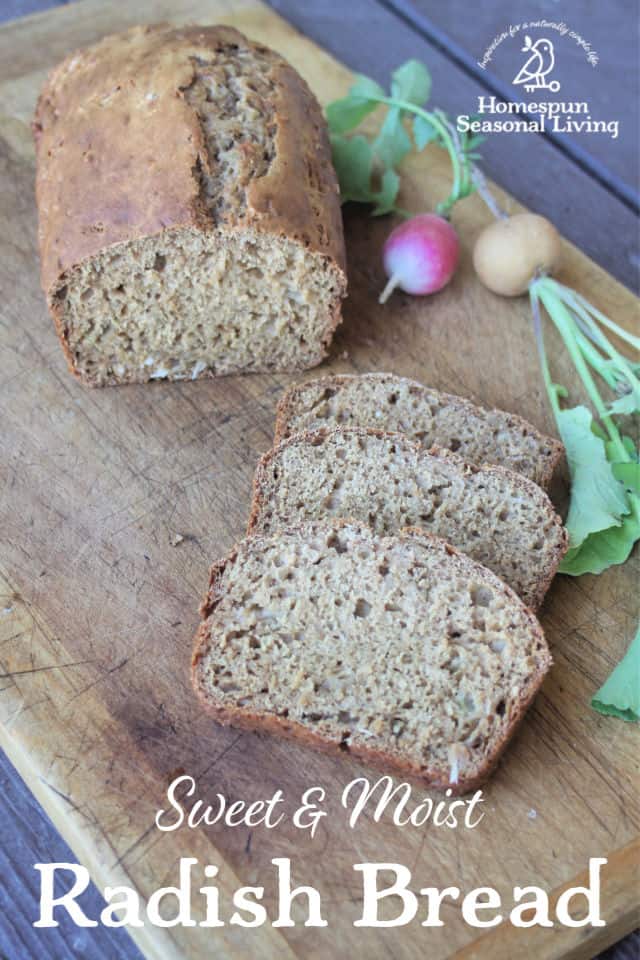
[326,74,386,135]
[592,626,640,722]
[324,60,485,216]
[326,96,379,134]
[607,386,640,416]
[349,74,386,100]
[372,107,412,170]
[559,505,640,575]
[391,59,431,106]
[330,134,374,203]
[556,405,631,552]
[413,114,439,150]
[371,168,400,216]
[611,461,640,495]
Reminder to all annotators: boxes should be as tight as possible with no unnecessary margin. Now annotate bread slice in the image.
[248,428,567,609]
[192,521,551,793]
[274,373,563,488]
[33,25,346,386]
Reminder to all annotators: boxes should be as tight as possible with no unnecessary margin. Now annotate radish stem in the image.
[531,278,632,463]
[471,165,508,220]
[572,292,640,351]
[377,96,467,215]
[534,278,640,400]
[547,281,640,350]
[530,290,561,417]
[574,329,619,390]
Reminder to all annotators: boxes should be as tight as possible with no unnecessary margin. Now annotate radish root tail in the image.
[379,274,400,304]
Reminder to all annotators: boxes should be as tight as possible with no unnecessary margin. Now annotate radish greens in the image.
[326,60,479,216]
[531,277,640,577]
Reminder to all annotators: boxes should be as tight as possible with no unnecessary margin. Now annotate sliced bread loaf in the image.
[248,428,568,609]
[34,25,346,386]
[192,521,551,793]
[274,373,563,487]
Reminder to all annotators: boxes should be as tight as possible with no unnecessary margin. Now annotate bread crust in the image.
[192,520,551,795]
[247,426,568,610]
[33,24,346,382]
[273,373,564,489]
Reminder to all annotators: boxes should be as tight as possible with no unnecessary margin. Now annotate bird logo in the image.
[512,36,561,93]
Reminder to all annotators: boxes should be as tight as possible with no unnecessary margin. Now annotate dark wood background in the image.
[0,1,637,958]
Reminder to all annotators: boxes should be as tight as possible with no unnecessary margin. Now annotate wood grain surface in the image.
[0,1,638,959]
[385,0,639,202]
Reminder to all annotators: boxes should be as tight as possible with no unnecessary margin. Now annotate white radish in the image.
[473,213,562,296]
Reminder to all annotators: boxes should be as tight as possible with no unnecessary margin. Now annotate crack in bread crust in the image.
[34,24,346,385]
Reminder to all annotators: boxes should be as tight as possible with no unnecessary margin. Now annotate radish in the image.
[379,214,460,304]
[473,213,562,296]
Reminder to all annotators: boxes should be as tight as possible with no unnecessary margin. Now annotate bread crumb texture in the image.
[34,24,346,385]
[275,373,563,487]
[250,428,568,609]
[192,522,551,792]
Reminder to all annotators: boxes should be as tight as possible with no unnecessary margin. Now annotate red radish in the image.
[379,214,459,304]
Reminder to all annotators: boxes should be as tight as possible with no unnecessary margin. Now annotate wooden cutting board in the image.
[0,2,638,959]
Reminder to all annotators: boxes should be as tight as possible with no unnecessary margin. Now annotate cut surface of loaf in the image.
[275,373,563,487]
[192,521,551,793]
[34,24,346,386]
[249,428,568,609]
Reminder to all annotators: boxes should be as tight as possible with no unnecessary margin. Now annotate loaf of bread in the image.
[248,427,568,609]
[192,521,551,793]
[33,24,347,386]
[275,373,563,487]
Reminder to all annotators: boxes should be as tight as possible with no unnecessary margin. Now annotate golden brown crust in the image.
[34,23,346,310]
[246,426,568,609]
[191,665,544,795]
[191,521,551,795]
[273,373,565,489]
